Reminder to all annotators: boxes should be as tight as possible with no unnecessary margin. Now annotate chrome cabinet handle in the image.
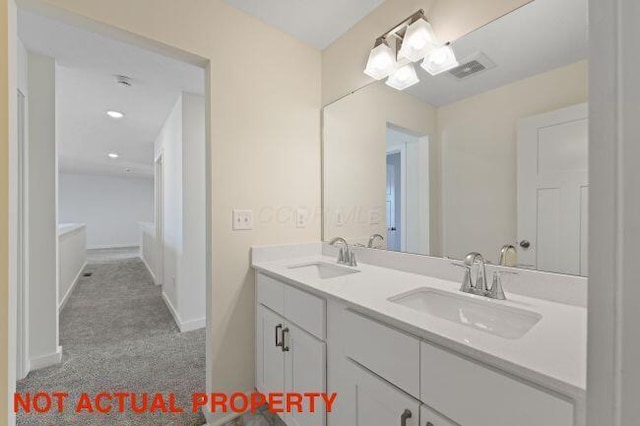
[426,423,434,426]
[401,409,412,426]
[282,327,290,352]
[275,324,283,348]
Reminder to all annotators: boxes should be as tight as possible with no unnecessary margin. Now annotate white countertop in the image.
[253,255,587,400]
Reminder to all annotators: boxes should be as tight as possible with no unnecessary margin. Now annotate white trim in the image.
[140,255,157,284]
[162,291,180,329]
[162,291,205,332]
[587,0,640,424]
[57,261,86,313]
[29,346,62,371]
[7,0,19,423]
[87,243,140,250]
[180,317,206,332]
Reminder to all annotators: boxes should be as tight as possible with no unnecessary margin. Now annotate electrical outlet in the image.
[233,209,253,230]
[369,209,381,225]
[296,208,309,228]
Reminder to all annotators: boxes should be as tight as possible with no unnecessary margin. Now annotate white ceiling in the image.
[224,0,385,49]
[404,0,588,106]
[18,11,205,178]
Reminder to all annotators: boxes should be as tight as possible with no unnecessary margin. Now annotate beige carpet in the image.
[17,258,206,425]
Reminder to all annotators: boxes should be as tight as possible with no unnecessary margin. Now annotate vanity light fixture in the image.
[106,110,124,119]
[108,152,119,159]
[385,64,419,91]
[364,38,396,80]
[398,17,438,62]
[421,43,459,75]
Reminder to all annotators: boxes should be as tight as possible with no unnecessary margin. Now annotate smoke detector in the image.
[115,75,133,87]
[447,52,496,80]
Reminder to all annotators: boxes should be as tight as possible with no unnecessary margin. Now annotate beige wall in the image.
[323,83,439,251]
[10,1,322,423]
[322,0,533,105]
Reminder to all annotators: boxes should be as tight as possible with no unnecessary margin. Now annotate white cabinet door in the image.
[284,322,327,426]
[256,305,285,394]
[349,362,420,426]
[421,405,459,426]
[518,103,588,275]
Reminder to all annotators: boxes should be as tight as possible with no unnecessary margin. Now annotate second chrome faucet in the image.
[329,237,358,267]
[452,252,516,300]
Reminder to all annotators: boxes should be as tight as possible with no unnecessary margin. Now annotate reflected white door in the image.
[517,103,588,276]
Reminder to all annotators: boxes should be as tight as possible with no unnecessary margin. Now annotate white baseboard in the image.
[58,261,87,313]
[87,244,140,250]
[161,292,205,333]
[30,346,62,371]
[140,256,157,285]
[162,291,181,329]
[180,316,206,332]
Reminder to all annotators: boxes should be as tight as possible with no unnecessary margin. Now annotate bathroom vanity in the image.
[252,244,586,426]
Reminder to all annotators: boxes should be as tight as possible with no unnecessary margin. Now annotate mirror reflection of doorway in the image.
[386,151,401,251]
[386,124,430,255]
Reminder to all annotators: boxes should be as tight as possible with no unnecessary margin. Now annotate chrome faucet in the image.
[452,252,515,300]
[367,234,385,249]
[465,252,488,295]
[329,237,357,267]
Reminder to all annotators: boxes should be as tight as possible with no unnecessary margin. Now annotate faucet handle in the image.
[348,247,358,267]
[452,262,473,293]
[488,270,518,300]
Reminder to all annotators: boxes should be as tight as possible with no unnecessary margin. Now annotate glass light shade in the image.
[385,64,419,91]
[398,18,438,62]
[364,41,396,80]
[421,43,459,75]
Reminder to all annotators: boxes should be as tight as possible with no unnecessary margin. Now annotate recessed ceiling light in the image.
[108,153,119,159]
[106,110,124,119]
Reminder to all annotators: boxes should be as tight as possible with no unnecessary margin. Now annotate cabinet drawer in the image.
[344,310,420,398]
[421,342,574,426]
[284,284,326,340]
[257,273,284,315]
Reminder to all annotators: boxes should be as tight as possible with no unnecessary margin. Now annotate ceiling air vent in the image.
[447,52,496,80]
[115,74,133,87]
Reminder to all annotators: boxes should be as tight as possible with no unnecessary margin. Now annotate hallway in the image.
[17,258,206,425]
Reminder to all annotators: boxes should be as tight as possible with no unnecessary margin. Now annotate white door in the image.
[420,405,459,426]
[349,361,420,426]
[284,322,326,426]
[256,305,285,394]
[517,103,588,276]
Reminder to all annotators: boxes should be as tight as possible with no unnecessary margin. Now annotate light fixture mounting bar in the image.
[376,10,426,43]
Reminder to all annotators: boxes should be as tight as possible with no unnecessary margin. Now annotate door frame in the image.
[586,0,640,424]
[386,146,407,252]
[154,152,164,286]
[15,88,28,380]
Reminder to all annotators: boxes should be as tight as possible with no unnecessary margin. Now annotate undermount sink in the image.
[389,288,541,339]
[287,262,360,280]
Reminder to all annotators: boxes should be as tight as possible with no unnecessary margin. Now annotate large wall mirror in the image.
[322,0,588,276]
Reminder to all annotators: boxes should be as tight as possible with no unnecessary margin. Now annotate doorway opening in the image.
[13,8,210,425]
[385,124,430,255]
